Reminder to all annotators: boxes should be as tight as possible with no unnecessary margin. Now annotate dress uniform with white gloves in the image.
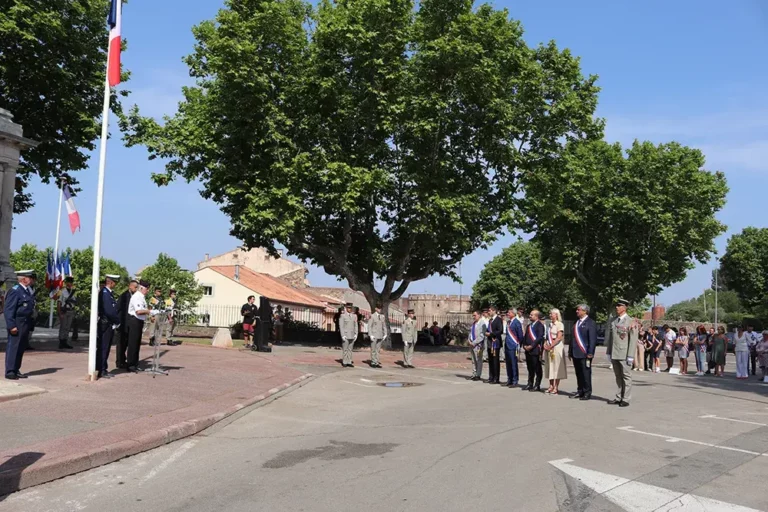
[368,305,386,368]
[4,270,36,380]
[339,303,359,367]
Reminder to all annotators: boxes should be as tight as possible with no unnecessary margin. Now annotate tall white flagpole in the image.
[48,179,64,328]
[87,77,111,380]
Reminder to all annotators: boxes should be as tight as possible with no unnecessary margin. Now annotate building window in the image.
[202,286,213,296]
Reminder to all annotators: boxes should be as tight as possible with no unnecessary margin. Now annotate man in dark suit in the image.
[522,309,545,391]
[504,308,524,387]
[569,303,597,400]
[115,279,137,370]
[485,306,503,384]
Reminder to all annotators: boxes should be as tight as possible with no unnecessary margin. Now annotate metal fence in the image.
[178,304,325,328]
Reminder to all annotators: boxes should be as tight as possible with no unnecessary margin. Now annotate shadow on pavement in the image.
[0,452,44,501]
[24,368,62,377]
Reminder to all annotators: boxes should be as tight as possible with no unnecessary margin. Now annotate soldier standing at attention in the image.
[339,303,359,367]
[606,299,637,407]
[165,289,179,345]
[148,287,165,346]
[402,309,418,368]
[4,270,36,380]
[96,275,120,379]
[57,276,76,349]
[368,304,386,368]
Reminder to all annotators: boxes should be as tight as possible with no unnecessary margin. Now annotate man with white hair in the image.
[126,280,151,373]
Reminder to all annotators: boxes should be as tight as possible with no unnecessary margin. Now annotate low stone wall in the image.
[173,325,218,338]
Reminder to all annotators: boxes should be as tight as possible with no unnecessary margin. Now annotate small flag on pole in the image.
[107,0,122,87]
[63,185,81,233]
[45,251,54,290]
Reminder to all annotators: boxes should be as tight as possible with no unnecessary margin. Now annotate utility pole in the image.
[714,258,719,326]
[703,289,707,316]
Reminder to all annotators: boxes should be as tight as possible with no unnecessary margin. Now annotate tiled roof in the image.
[207,266,326,309]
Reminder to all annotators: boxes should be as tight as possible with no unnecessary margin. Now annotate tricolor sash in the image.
[527,323,538,342]
[573,320,587,354]
[507,321,520,347]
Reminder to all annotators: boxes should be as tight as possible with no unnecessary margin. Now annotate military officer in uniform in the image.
[56,276,77,349]
[165,289,178,345]
[368,304,386,368]
[96,275,121,379]
[4,270,36,380]
[339,303,359,367]
[606,299,637,407]
[148,287,166,346]
[402,309,418,368]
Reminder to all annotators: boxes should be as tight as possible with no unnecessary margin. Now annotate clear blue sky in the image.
[11,0,768,308]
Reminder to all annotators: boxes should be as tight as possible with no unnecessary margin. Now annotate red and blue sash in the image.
[573,320,587,354]
[507,320,520,347]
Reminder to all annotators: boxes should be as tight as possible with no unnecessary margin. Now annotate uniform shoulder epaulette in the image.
[11,284,19,290]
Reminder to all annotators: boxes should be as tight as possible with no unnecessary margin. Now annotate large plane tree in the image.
[122,0,601,329]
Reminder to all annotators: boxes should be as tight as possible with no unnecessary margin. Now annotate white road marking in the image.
[616,426,768,457]
[549,458,762,511]
[360,378,375,383]
[340,380,376,388]
[699,414,767,427]
[140,440,198,484]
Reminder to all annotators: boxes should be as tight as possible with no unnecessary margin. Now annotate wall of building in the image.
[198,247,308,284]
[406,294,471,317]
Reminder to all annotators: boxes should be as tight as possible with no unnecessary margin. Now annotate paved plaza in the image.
[2,345,767,511]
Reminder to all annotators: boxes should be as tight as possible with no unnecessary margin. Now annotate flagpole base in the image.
[87,371,99,382]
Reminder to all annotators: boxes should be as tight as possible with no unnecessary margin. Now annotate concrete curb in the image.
[0,373,313,496]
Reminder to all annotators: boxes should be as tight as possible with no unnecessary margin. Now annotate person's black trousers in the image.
[645,349,654,370]
[573,357,592,396]
[95,323,114,373]
[115,328,128,368]
[488,347,500,383]
[126,316,144,368]
[525,352,542,387]
[750,349,757,375]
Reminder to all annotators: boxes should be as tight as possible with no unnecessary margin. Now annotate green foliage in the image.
[121,0,601,310]
[719,227,768,317]
[664,289,745,323]
[522,139,728,314]
[138,253,203,313]
[471,241,583,314]
[9,243,129,321]
[0,0,130,213]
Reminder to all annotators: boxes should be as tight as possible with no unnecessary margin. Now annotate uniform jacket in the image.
[98,286,120,325]
[368,312,386,340]
[569,316,597,359]
[339,312,359,340]
[505,317,524,349]
[4,284,35,332]
[523,320,545,356]
[606,314,638,361]
[402,317,418,344]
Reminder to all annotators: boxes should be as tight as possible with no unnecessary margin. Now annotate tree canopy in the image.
[719,227,768,319]
[521,139,728,313]
[9,244,129,321]
[121,0,601,315]
[0,0,128,213]
[138,253,202,313]
[471,241,582,315]
[665,289,744,325]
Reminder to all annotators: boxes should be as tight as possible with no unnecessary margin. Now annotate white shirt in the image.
[746,331,760,348]
[128,291,148,321]
[577,315,588,328]
[665,330,677,343]
[734,332,749,352]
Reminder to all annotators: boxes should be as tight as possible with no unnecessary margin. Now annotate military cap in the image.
[615,298,630,307]
[407,309,415,314]
[15,270,35,277]
[139,279,150,288]
[345,302,354,307]
[104,274,120,282]
[64,276,74,283]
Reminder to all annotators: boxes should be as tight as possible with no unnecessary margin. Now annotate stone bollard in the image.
[212,327,234,348]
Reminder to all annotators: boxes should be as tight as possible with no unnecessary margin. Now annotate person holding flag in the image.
[569,304,597,400]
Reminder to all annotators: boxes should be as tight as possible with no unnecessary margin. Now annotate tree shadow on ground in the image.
[0,452,44,501]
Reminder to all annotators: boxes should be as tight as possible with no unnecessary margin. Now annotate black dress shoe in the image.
[570,393,584,399]
[618,401,630,407]
[59,343,73,349]
[532,386,542,392]
[348,364,355,368]
[521,385,531,390]
[15,372,28,379]
[607,399,620,405]
[127,366,139,373]
[507,383,516,388]
[580,394,591,401]
[5,373,19,380]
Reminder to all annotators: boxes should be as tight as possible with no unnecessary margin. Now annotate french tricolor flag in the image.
[107,0,122,87]
[63,185,81,234]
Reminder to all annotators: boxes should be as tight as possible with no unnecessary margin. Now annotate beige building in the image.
[198,247,309,288]
[193,265,328,327]
[407,294,471,318]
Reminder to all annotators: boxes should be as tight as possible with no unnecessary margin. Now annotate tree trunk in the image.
[381,301,393,350]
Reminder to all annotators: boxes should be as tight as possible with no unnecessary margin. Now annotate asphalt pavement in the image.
[2,348,767,511]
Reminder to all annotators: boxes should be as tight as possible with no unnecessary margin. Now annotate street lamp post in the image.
[714,258,719,326]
